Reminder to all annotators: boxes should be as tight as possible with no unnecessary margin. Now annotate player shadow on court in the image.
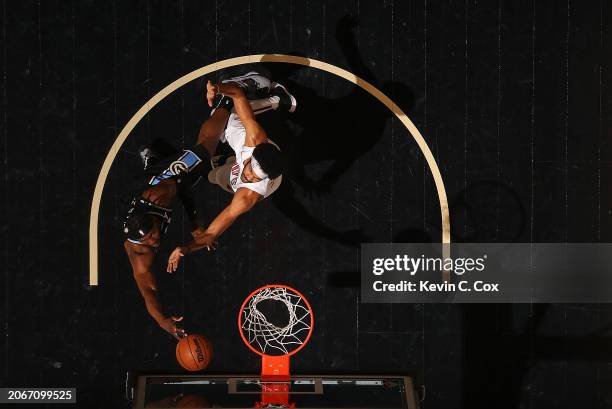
[454,181,603,407]
[326,227,433,288]
[325,180,526,286]
[449,181,527,242]
[255,16,416,247]
[462,304,612,408]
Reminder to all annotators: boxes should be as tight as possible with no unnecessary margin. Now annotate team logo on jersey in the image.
[149,150,203,186]
[169,160,188,175]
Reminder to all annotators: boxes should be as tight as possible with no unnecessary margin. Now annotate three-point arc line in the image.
[89,54,451,286]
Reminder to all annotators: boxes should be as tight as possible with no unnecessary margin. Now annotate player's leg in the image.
[197,107,231,156]
[222,71,271,99]
[221,72,297,113]
[249,82,297,114]
[214,92,297,117]
[197,74,297,156]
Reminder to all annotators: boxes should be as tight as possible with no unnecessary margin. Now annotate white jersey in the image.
[222,112,282,198]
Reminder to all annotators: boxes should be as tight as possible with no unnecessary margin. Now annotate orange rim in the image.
[238,284,314,357]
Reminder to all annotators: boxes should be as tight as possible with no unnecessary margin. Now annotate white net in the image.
[241,286,312,355]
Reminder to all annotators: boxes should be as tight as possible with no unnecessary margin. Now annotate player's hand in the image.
[191,226,207,239]
[195,232,218,252]
[206,80,218,107]
[167,246,186,273]
[158,316,186,339]
[191,227,217,251]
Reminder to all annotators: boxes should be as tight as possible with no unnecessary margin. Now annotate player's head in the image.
[251,143,283,179]
[124,212,161,248]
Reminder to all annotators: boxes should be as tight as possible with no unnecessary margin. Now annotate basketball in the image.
[176,334,213,371]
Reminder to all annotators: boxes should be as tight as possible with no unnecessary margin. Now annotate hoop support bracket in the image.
[262,354,290,378]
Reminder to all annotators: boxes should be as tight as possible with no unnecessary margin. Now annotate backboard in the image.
[132,374,419,409]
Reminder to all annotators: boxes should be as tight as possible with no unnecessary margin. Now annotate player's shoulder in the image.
[236,186,262,202]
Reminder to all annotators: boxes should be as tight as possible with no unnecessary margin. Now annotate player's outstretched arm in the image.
[176,185,200,231]
[127,244,185,338]
[166,188,261,272]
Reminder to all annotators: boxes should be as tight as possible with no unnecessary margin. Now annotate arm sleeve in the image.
[176,184,199,228]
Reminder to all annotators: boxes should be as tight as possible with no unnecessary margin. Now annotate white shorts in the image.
[207,156,236,194]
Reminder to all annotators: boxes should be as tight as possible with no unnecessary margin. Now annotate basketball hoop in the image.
[238,284,314,408]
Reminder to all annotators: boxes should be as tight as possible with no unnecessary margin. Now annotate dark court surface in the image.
[1,0,611,408]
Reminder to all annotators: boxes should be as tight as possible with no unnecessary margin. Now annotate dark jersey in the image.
[123,144,212,243]
[146,144,211,224]
[146,144,211,189]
